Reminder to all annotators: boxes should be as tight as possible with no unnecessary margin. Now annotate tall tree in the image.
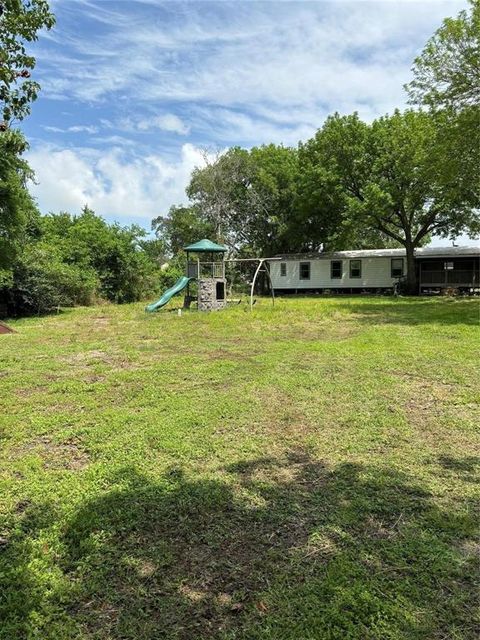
[0,0,55,125]
[185,144,299,256]
[296,115,398,252]
[300,111,480,293]
[0,129,37,268]
[405,0,480,235]
[152,205,214,256]
[406,0,479,111]
[0,0,54,267]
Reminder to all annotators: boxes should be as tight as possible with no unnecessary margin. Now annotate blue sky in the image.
[21,0,477,246]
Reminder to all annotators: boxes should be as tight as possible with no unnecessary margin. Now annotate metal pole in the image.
[186,251,190,303]
[250,260,263,310]
[264,259,275,307]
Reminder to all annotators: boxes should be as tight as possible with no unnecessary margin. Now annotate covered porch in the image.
[418,257,480,291]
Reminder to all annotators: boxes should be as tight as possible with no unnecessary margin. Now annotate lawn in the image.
[0,296,479,640]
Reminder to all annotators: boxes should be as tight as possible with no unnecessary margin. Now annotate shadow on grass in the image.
[334,298,480,326]
[437,455,480,484]
[1,451,478,639]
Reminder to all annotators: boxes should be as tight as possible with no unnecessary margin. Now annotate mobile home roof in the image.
[272,246,480,260]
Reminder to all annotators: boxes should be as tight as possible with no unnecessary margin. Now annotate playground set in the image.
[145,239,276,312]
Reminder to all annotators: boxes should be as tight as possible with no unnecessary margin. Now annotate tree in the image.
[185,147,250,249]
[185,145,299,256]
[152,205,214,256]
[0,0,55,125]
[297,116,399,252]
[405,0,480,237]
[300,111,480,293]
[0,129,38,268]
[247,144,300,255]
[10,242,98,314]
[0,1,54,269]
[406,0,480,111]
[39,207,160,303]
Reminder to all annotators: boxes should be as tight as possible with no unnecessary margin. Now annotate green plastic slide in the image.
[145,276,194,312]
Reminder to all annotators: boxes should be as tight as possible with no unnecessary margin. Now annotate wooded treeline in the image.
[1,0,479,314]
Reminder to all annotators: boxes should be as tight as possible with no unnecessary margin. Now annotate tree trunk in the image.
[404,242,418,295]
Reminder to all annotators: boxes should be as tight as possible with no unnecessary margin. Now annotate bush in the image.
[2,208,166,316]
[39,209,161,304]
[9,243,98,315]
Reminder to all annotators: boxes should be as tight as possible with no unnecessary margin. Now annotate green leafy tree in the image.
[139,237,168,264]
[246,144,300,255]
[10,242,98,314]
[185,145,299,256]
[152,205,214,256]
[406,0,480,111]
[405,0,480,240]
[296,117,396,252]
[0,1,53,270]
[39,207,160,303]
[300,111,480,292]
[0,0,55,125]
[186,147,250,248]
[0,129,38,268]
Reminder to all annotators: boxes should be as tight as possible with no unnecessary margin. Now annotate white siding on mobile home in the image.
[270,256,402,290]
[268,247,480,292]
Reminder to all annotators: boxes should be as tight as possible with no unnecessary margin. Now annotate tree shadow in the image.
[334,298,480,326]
[437,454,480,483]
[1,451,478,639]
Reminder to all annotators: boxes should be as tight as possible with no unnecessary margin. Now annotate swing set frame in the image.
[225,257,281,310]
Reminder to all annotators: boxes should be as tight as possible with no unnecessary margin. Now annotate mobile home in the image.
[269,246,480,294]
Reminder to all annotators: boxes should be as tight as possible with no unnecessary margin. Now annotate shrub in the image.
[9,243,98,315]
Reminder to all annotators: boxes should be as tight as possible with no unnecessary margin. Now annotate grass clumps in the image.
[0,296,479,639]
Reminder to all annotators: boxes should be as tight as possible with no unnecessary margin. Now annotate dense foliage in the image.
[185,145,301,256]
[406,0,479,111]
[1,208,164,315]
[0,0,55,124]
[0,0,54,275]
[152,205,214,255]
[0,129,37,268]
[298,110,479,292]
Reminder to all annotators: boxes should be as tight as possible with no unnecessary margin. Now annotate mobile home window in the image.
[299,262,310,280]
[331,260,342,279]
[280,262,287,277]
[391,258,403,277]
[349,259,362,278]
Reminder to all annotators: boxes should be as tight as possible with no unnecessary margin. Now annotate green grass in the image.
[0,296,479,640]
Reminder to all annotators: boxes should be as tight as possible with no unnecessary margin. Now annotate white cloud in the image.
[189,106,317,146]
[137,114,190,135]
[112,113,190,135]
[37,1,467,112]
[26,143,209,223]
[68,125,99,134]
[42,124,99,134]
